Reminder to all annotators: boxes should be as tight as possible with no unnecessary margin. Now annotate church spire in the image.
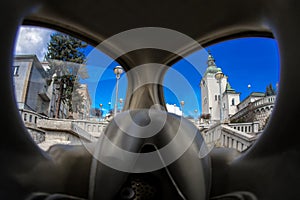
[207,50,216,66]
[225,82,236,93]
[204,50,222,76]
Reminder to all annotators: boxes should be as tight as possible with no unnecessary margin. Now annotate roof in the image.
[204,52,222,76]
[225,82,238,93]
[249,92,265,97]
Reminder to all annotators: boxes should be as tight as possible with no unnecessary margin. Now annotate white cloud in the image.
[14,26,54,61]
[166,103,183,116]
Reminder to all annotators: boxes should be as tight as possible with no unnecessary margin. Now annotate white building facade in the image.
[13,55,52,116]
[200,53,240,123]
[13,55,91,120]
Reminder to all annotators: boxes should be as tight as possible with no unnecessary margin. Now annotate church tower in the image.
[200,51,239,122]
[223,82,240,120]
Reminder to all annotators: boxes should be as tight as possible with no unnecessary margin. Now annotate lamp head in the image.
[180,101,185,106]
[113,66,124,79]
[215,71,224,80]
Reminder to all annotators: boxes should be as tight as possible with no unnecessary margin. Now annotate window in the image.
[232,98,235,105]
[13,65,19,76]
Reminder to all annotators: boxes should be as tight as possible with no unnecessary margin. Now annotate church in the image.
[199,51,275,130]
[198,52,276,151]
[200,52,240,123]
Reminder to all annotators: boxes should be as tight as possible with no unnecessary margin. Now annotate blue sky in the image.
[15,26,280,117]
[163,37,280,116]
[83,37,280,117]
[206,37,280,101]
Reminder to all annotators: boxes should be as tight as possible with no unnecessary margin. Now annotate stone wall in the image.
[38,131,84,151]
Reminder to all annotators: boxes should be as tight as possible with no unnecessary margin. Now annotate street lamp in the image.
[119,98,123,112]
[108,102,111,119]
[113,66,124,116]
[248,84,251,95]
[194,109,198,124]
[99,103,103,121]
[180,100,185,117]
[215,71,224,122]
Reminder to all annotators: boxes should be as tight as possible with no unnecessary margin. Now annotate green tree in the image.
[265,83,276,96]
[46,32,89,118]
[90,107,103,121]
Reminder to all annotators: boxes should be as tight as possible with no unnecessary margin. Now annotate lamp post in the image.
[215,71,225,122]
[99,103,103,121]
[180,100,185,117]
[248,84,251,95]
[194,109,198,124]
[108,102,111,119]
[173,104,177,114]
[119,98,123,112]
[113,66,123,116]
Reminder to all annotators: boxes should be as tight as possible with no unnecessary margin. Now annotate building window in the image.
[232,98,235,105]
[13,65,20,76]
[215,95,217,101]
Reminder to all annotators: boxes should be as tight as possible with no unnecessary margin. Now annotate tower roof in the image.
[204,51,222,76]
[225,82,237,93]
